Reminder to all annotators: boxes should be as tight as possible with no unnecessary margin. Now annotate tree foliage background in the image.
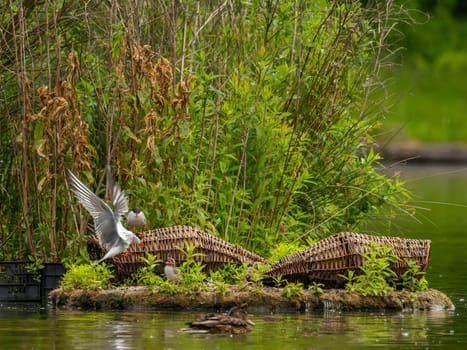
[381,0,467,142]
[0,0,411,262]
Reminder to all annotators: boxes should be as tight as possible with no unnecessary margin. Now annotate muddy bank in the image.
[48,287,454,313]
[377,141,467,163]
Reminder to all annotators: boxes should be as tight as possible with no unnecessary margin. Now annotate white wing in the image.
[67,169,121,249]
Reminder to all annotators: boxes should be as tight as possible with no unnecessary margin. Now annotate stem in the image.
[14,2,36,258]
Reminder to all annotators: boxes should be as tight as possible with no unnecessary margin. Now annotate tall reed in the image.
[0,0,412,260]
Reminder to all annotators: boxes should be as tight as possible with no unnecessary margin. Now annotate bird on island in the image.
[181,305,255,334]
[164,257,182,282]
[126,208,147,235]
[67,167,144,263]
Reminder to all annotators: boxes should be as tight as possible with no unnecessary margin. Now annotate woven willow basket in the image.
[264,232,431,288]
[87,225,266,282]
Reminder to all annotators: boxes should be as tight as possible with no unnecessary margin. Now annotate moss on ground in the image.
[48,287,454,312]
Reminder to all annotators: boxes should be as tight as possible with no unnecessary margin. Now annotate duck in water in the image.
[182,305,254,334]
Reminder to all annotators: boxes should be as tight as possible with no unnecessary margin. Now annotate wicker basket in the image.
[264,232,431,288]
[87,225,266,282]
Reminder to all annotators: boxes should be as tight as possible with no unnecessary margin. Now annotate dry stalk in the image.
[13,2,36,258]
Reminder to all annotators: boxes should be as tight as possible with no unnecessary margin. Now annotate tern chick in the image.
[164,257,182,282]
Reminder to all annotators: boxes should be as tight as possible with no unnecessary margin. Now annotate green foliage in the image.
[207,278,231,297]
[341,242,401,296]
[25,257,44,283]
[157,279,182,295]
[309,282,325,295]
[208,263,250,286]
[61,248,92,268]
[400,258,429,291]
[178,259,208,292]
[140,253,162,271]
[176,243,208,292]
[341,241,430,295]
[125,245,271,296]
[0,1,411,261]
[379,0,467,142]
[247,263,271,292]
[61,263,114,290]
[283,282,304,298]
[268,242,308,264]
[125,254,163,286]
[272,275,285,288]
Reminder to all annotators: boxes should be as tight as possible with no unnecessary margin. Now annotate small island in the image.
[49,286,454,312]
[48,229,454,313]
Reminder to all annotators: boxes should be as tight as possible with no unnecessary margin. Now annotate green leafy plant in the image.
[208,279,231,296]
[25,257,44,283]
[308,282,325,295]
[140,253,162,271]
[208,263,250,286]
[179,259,207,291]
[60,263,114,290]
[178,243,208,292]
[272,275,285,288]
[61,248,92,268]
[341,270,358,290]
[341,242,401,296]
[126,254,163,286]
[207,263,253,295]
[157,279,182,295]
[400,259,429,292]
[283,282,304,298]
[269,242,307,264]
[247,263,271,292]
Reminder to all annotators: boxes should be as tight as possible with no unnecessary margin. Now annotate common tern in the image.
[126,208,147,235]
[67,168,143,263]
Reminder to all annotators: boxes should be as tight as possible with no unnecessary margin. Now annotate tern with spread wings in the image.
[67,168,143,263]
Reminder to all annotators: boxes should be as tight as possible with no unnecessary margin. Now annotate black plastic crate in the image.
[41,263,66,305]
[0,262,41,302]
[0,284,41,301]
[0,262,66,304]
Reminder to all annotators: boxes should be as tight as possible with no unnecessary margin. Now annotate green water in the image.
[372,165,467,301]
[1,164,467,350]
[0,307,462,350]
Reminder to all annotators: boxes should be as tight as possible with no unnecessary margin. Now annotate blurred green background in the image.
[381,0,467,142]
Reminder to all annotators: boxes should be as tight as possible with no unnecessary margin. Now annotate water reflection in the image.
[255,310,463,349]
[0,297,464,349]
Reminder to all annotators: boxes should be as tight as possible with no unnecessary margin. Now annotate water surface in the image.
[0,306,463,350]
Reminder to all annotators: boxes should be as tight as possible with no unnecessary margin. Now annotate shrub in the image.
[268,242,308,264]
[309,282,325,295]
[400,258,429,291]
[341,242,401,296]
[283,282,304,298]
[61,263,114,290]
[341,241,430,295]
[208,263,250,286]
[125,253,163,286]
